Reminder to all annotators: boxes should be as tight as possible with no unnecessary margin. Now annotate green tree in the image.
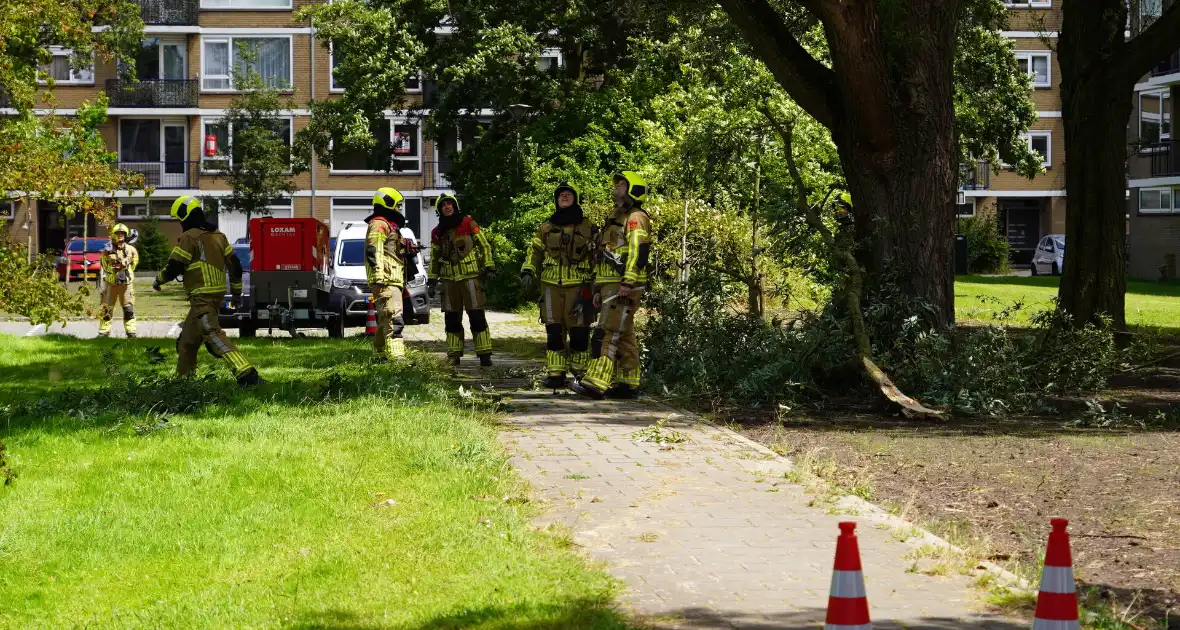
[207,45,302,233]
[1056,0,1180,329]
[133,217,172,271]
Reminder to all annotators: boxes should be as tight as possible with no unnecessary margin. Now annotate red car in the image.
[56,237,110,281]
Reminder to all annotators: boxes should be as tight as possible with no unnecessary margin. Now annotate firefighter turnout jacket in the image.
[102,243,139,284]
[429,216,494,282]
[365,216,408,288]
[524,220,597,287]
[594,208,651,287]
[157,227,243,297]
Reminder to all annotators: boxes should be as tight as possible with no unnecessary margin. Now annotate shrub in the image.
[134,217,172,272]
[960,216,1009,274]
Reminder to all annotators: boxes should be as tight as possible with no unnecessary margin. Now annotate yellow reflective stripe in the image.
[223,245,234,257]
[170,246,192,262]
[473,230,494,268]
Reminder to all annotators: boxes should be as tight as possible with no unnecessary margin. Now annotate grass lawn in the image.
[0,281,190,321]
[955,275,1180,330]
[0,335,628,629]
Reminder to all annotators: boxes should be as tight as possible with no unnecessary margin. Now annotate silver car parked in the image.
[1031,234,1064,276]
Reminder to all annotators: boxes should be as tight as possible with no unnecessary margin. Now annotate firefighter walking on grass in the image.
[98,223,139,338]
[428,194,496,367]
[365,187,412,362]
[521,183,597,388]
[153,195,261,386]
[572,171,652,400]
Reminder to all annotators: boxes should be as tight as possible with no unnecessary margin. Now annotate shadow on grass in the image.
[289,604,1027,630]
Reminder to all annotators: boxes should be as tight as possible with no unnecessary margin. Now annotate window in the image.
[201,37,291,90]
[330,41,419,93]
[955,200,976,217]
[1002,0,1051,7]
[201,0,291,8]
[1139,187,1177,214]
[538,49,562,73]
[1024,132,1051,167]
[117,200,174,219]
[1140,90,1172,144]
[1015,52,1051,88]
[331,119,422,173]
[38,48,94,85]
[201,117,293,172]
[0,201,13,220]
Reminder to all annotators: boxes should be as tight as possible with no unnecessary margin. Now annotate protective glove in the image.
[116,269,130,285]
[427,278,438,299]
[152,278,163,292]
[480,268,497,283]
[519,271,537,295]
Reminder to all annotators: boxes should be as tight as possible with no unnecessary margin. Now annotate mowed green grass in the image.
[955,275,1180,330]
[0,335,627,629]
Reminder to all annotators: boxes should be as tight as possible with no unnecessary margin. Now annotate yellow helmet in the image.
[373,187,404,210]
[171,195,202,221]
[613,170,649,204]
[435,193,460,214]
[111,223,130,236]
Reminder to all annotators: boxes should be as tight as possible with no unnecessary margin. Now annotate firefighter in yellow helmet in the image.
[521,183,598,388]
[572,171,652,400]
[153,196,261,386]
[428,194,496,367]
[97,222,139,338]
[365,187,412,362]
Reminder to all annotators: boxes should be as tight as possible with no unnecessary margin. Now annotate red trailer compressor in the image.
[241,217,337,336]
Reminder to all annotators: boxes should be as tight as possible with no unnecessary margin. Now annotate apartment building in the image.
[1127,49,1179,279]
[957,1,1067,266]
[1,0,474,255]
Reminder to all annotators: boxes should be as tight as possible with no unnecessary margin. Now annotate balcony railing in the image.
[130,0,198,25]
[106,79,198,108]
[118,161,199,188]
[1153,50,1180,78]
[1146,141,1179,177]
[959,161,990,190]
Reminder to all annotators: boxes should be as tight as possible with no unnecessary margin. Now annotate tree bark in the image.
[722,0,961,328]
[1057,0,1180,329]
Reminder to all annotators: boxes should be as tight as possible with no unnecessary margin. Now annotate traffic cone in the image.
[825,522,872,630]
[1033,518,1079,630]
[365,300,377,336]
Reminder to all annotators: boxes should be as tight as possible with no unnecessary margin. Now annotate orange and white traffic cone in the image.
[365,300,377,337]
[1033,518,1080,630]
[825,522,872,630]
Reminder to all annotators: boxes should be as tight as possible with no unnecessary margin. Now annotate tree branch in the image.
[1119,0,1180,80]
[716,0,840,128]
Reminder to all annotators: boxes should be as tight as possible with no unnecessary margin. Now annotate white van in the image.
[327,222,431,332]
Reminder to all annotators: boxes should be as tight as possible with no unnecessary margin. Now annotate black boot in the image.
[479,353,493,367]
[448,355,461,367]
[542,374,566,389]
[237,368,263,388]
[605,383,638,400]
[570,379,604,400]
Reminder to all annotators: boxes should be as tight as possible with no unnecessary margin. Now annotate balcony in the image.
[1146,141,1180,177]
[1152,50,1180,78]
[959,162,990,190]
[118,161,199,188]
[106,79,198,108]
[130,0,198,25]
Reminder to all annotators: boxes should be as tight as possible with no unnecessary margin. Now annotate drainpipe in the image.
[308,16,317,220]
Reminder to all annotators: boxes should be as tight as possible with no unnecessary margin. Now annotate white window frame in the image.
[200,116,295,173]
[1139,89,1172,144]
[117,200,176,220]
[329,118,423,175]
[538,48,564,72]
[199,0,292,9]
[0,200,14,220]
[200,35,294,92]
[1138,187,1178,214]
[1002,0,1052,8]
[1015,51,1052,88]
[956,199,977,218]
[38,47,95,86]
[1024,131,1052,168]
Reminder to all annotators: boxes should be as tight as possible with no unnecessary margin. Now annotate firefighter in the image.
[98,223,139,338]
[427,194,496,367]
[365,187,412,362]
[520,183,597,388]
[153,196,261,386]
[572,171,651,400]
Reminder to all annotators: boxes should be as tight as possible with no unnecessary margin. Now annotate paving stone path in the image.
[3,311,1025,628]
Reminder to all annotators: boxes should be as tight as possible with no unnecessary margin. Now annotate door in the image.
[163,124,187,187]
[1000,199,1043,265]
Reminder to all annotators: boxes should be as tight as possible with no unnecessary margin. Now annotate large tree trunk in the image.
[826,2,960,328]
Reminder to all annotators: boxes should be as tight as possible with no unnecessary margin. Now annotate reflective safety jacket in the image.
[523,219,597,287]
[101,243,139,285]
[594,208,651,287]
[365,216,407,288]
[429,217,494,282]
[158,227,241,297]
